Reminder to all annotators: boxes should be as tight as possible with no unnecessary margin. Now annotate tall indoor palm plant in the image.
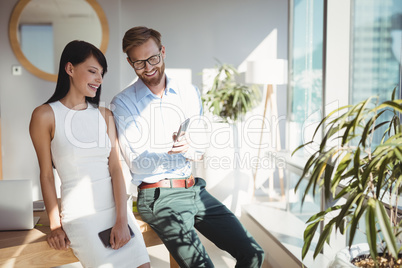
[293,89,402,267]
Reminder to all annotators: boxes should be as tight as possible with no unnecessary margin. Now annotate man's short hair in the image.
[122,26,162,54]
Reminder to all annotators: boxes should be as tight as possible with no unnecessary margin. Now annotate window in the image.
[348,0,402,245]
[286,0,402,255]
[351,0,402,103]
[288,0,324,156]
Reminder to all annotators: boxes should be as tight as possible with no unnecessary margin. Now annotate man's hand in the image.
[47,227,71,250]
[168,132,189,154]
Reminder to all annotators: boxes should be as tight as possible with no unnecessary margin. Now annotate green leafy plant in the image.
[293,88,402,266]
[202,62,261,122]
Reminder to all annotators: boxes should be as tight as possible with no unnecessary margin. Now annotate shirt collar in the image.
[135,74,177,102]
[165,75,178,95]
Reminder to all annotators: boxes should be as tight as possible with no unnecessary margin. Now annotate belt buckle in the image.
[185,176,193,189]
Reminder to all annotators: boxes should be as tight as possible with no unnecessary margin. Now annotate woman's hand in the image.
[47,227,71,250]
[110,223,131,250]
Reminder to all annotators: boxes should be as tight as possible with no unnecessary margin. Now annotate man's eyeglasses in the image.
[129,50,162,70]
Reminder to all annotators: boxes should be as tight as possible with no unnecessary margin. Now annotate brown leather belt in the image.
[138,175,195,190]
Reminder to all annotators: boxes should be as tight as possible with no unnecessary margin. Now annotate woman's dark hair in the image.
[45,40,108,106]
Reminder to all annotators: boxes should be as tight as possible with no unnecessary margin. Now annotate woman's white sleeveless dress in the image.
[49,101,149,268]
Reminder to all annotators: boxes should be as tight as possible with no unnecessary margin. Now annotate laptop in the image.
[0,179,40,230]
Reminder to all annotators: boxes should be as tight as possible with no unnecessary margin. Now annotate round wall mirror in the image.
[8,0,109,82]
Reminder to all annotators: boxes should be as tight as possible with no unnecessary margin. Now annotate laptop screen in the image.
[0,180,36,230]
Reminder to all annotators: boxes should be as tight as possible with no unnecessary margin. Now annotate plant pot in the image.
[329,243,370,268]
[329,243,402,268]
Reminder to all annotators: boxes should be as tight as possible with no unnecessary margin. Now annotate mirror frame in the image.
[8,0,109,82]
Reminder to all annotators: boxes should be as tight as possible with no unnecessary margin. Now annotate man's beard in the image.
[138,62,165,87]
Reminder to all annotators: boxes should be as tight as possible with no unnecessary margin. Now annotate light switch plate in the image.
[12,65,22,75]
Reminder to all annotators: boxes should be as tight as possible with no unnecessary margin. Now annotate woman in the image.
[29,40,150,268]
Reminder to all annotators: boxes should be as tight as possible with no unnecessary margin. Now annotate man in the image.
[111,26,264,268]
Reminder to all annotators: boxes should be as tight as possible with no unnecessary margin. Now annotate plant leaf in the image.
[314,219,336,258]
[349,201,367,247]
[302,221,320,259]
[292,141,313,156]
[366,199,378,261]
[375,200,398,259]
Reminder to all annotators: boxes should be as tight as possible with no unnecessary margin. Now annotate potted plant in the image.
[202,62,261,123]
[292,89,402,267]
[201,62,261,211]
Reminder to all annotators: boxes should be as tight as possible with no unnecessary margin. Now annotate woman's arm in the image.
[101,107,131,250]
[29,104,70,250]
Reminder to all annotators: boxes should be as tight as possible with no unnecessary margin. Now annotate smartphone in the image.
[98,225,135,248]
[173,118,190,143]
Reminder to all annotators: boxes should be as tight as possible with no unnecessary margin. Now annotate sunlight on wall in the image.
[238,29,278,73]
[199,29,288,215]
[165,68,192,84]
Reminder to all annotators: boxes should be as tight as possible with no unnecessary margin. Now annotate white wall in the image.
[0,0,288,201]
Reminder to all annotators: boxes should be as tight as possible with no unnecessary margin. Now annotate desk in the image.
[0,209,179,268]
